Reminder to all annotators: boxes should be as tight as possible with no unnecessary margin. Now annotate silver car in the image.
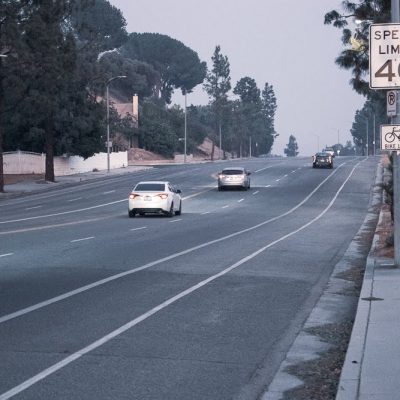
[128,181,182,217]
[218,167,251,191]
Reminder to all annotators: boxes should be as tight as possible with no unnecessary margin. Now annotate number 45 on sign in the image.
[370,23,400,89]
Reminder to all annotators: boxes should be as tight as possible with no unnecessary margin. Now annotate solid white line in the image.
[0,162,349,327]
[102,190,116,194]
[222,205,229,209]
[252,191,259,195]
[25,206,42,210]
[130,227,147,232]
[0,160,363,400]
[0,253,13,258]
[238,199,244,203]
[67,197,82,202]
[70,237,94,243]
[169,219,182,223]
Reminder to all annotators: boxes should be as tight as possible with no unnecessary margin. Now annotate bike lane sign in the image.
[381,124,400,150]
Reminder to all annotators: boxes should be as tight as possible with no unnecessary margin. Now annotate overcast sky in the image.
[109,0,365,155]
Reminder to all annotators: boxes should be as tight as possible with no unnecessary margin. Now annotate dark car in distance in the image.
[312,152,333,169]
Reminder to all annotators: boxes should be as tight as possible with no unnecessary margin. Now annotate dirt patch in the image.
[283,320,354,400]
[4,174,44,185]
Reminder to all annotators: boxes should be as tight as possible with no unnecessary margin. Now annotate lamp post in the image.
[106,75,126,172]
[184,90,187,163]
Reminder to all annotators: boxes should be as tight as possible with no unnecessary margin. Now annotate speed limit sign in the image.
[370,24,400,89]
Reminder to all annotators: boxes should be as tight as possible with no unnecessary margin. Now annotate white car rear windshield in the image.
[135,183,166,191]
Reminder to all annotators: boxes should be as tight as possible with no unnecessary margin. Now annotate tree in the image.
[203,45,231,160]
[121,33,206,103]
[284,135,299,157]
[324,0,390,97]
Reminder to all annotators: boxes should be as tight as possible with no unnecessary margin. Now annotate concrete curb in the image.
[335,161,384,400]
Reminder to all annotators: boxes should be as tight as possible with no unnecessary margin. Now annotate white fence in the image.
[3,151,128,176]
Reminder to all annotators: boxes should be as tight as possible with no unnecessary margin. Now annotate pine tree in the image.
[284,135,299,157]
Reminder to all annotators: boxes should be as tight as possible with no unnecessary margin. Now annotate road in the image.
[0,156,378,400]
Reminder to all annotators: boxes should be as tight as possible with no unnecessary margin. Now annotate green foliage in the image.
[121,33,206,103]
[284,135,299,157]
[324,0,390,97]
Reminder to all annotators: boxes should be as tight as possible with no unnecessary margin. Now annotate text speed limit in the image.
[370,24,400,89]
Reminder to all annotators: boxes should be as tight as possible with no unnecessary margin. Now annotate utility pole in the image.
[184,91,187,164]
[392,0,400,265]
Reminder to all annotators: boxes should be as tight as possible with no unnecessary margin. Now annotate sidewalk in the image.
[0,165,152,199]
[336,172,398,399]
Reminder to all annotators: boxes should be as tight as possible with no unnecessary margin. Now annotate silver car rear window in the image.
[135,183,166,191]
[222,170,244,175]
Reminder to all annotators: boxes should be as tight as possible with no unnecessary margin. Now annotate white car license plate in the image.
[144,196,152,201]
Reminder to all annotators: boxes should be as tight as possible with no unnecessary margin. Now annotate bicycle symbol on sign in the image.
[385,127,400,143]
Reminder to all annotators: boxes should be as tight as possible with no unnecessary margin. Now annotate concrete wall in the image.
[4,151,128,176]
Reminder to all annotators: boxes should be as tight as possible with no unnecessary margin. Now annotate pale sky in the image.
[109,0,365,155]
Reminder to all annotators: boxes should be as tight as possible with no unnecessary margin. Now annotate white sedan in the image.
[128,181,182,217]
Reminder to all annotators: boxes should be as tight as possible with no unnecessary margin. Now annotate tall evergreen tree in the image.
[203,45,231,160]
[284,135,299,157]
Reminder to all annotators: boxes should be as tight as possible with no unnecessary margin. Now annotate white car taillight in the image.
[157,193,168,200]
[129,193,140,200]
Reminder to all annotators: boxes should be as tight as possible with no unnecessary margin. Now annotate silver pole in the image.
[184,92,187,164]
[219,122,222,160]
[373,113,376,156]
[106,84,110,173]
[249,136,252,158]
[392,0,400,265]
[366,119,369,156]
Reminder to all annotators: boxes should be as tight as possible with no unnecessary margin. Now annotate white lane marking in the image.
[70,237,94,243]
[265,185,271,188]
[0,200,126,224]
[169,219,182,223]
[0,253,13,258]
[102,190,115,194]
[201,211,210,215]
[254,165,277,173]
[238,199,244,203]
[182,189,212,200]
[67,198,82,202]
[291,170,296,173]
[284,174,288,178]
[0,162,349,326]
[252,191,259,195]
[130,227,147,232]
[0,161,363,400]
[0,216,115,236]
[222,205,229,208]
[25,206,42,211]
[276,179,281,182]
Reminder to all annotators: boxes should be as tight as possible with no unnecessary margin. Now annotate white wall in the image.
[4,151,128,176]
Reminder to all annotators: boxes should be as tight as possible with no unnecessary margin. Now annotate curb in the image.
[335,161,385,400]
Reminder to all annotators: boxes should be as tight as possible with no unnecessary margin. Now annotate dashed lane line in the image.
[25,206,42,210]
[238,199,244,203]
[130,227,147,232]
[252,191,259,195]
[265,185,271,188]
[70,237,95,243]
[0,253,13,258]
[169,219,182,223]
[0,160,363,400]
[102,190,116,194]
[0,162,348,327]
[222,205,230,209]
[67,198,82,202]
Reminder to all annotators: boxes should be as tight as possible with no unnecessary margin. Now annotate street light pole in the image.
[184,91,187,164]
[106,75,126,172]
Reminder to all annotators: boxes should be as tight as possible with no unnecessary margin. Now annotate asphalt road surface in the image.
[0,156,378,400]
